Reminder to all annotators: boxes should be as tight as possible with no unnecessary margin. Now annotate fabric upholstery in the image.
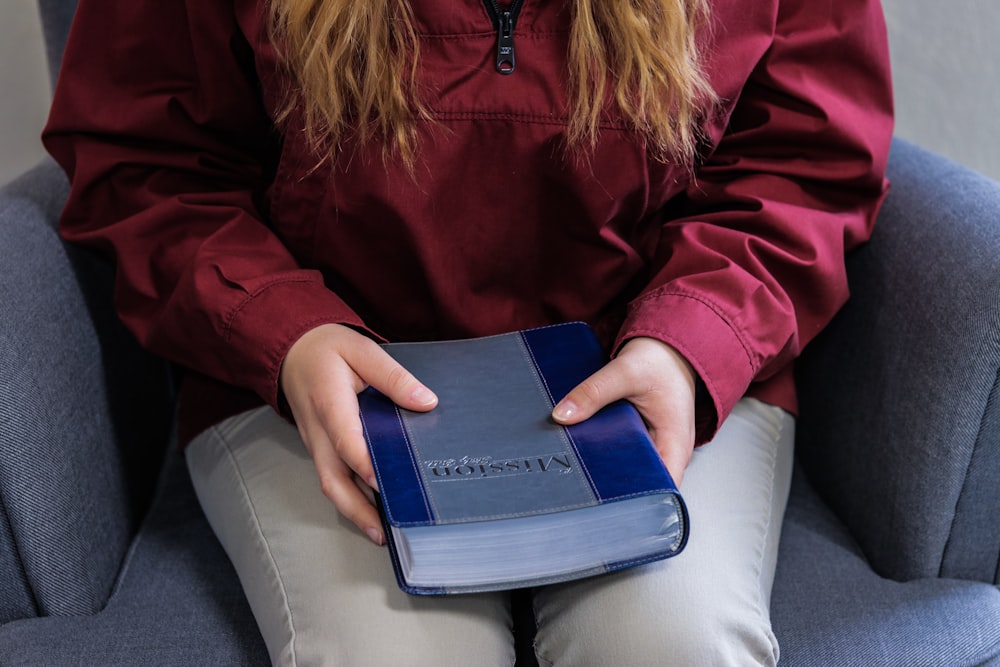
[0,496,33,625]
[0,161,172,619]
[2,0,996,664]
[0,451,268,667]
[771,469,1000,667]
[796,139,1000,584]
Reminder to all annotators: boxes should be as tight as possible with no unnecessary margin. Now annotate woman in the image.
[44,0,893,664]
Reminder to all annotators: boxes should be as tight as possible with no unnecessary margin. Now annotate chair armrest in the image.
[0,159,173,620]
[796,138,1000,584]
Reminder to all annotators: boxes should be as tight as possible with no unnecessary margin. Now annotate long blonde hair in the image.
[268,0,716,167]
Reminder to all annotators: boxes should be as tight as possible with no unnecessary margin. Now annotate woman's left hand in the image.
[551,337,698,485]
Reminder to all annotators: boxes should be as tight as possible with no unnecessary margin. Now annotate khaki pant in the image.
[187,398,794,667]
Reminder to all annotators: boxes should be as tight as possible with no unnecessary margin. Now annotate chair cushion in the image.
[771,468,1000,667]
[0,450,268,666]
[795,139,1000,583]
[0,161,172,618]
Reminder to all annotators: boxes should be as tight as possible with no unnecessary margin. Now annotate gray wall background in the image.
[1,0,50,186]
[885,0,1000,182]
[1,0,998,186]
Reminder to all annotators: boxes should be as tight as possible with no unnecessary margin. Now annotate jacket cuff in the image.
[221,270,376,416]
[614,288,757,444]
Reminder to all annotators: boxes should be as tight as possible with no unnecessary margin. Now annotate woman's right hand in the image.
[279,323,438,545]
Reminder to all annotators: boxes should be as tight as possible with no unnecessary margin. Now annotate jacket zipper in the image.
[482,0,525,75]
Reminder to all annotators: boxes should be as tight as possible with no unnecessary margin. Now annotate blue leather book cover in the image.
[358,322,689,595]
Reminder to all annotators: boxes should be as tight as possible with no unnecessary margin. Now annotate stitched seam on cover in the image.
[211,420,299,667]
[518,330,600,502]
[402,332,596,522]
[388,407,437,522]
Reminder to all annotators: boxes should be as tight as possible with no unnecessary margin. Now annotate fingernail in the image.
[411,385,437,407]
[366,475,379,491]
[552,399,578,422]
[366,527,384,546]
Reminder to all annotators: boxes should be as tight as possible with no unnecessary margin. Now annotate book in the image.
[358,322,689,595]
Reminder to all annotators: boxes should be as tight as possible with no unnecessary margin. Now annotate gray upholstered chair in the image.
[1,1,998,664]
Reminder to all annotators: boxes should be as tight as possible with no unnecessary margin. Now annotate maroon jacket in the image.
[44,0,894,444]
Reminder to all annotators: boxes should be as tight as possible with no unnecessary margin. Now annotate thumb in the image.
[551,362,628,425]
[350,342,439,412]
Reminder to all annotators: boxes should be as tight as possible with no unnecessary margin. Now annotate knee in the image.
[537,591,779,667]
[641,597,779,667]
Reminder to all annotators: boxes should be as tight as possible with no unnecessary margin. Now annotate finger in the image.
[657,440,693,487]
[309,434,385,545]
[551,359,635,425]
[645,419,696,487]
[348,340,438,412]
[636,404,696,486]
[629,379,696,485]
[312,378,380,491]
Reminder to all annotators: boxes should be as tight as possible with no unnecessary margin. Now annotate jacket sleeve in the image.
[43,0,365,412]
[616,0,894,442]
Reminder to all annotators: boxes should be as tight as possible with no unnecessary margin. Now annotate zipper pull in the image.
[483,0,524,75]
[496,10,516,74]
